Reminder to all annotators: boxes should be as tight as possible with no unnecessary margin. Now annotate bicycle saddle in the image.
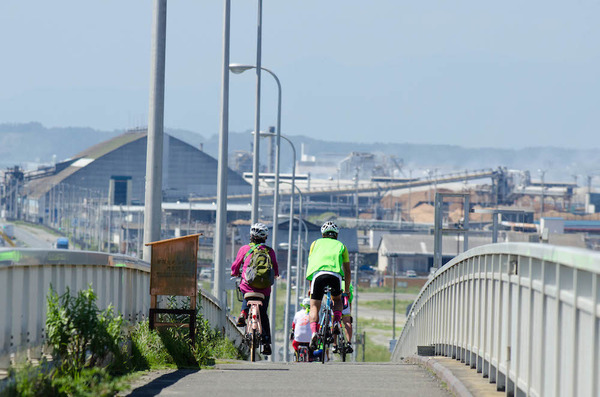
[244,292,265,300]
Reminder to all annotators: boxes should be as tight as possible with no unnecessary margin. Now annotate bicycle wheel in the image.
[320,312,330,364]
[250,329,257,362]
[340,332,347,362]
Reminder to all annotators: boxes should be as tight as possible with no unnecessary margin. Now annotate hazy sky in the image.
[1,1,599,149]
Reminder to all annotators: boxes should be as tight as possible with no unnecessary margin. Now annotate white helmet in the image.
[321,221,339,236]
[250,222,268,239]
[301,298,311,309]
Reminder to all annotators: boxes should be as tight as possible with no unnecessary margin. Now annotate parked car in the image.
[405,270,417,278]
[359,264,376,274]
[199,268,213,279]
[55,237,69,249]
[1,224,15,239]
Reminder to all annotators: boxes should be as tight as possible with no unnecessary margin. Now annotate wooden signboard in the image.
[146,233,202,343]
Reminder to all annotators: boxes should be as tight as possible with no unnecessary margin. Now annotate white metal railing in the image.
[198,290,245,348]
[0,248,243,370]
[0,248,150,369]
[392,243,600,397]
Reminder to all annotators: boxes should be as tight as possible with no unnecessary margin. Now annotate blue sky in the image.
[1,1,599,149]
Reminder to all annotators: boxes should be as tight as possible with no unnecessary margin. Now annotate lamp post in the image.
[247,1,263,225]
[279,181,308,308]
[257,131,295,362]
[231,64,282,361]
[539,169,546,218]
[213,0,231,324]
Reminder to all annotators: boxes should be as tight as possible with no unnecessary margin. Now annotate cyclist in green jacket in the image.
[306,221,351,350]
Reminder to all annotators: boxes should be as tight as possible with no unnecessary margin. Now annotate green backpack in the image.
[243,244,275,289]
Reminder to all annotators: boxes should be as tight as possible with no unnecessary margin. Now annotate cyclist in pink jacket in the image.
[231,223,279,355]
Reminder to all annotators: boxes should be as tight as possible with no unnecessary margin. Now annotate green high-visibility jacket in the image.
[306,237,348,281]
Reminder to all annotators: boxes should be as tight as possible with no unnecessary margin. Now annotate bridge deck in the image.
[124,362,451,397]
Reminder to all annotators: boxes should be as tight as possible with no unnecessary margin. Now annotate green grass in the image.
[358,317,394,332]
[361,299,413,314]
[358,317,404,334]
[363,334,391,362]
[12,220,63,237]
[358,285,423,295]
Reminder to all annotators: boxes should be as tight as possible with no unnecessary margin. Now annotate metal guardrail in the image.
[198,290,245,349]
[392,242,600,397]
[0,248,243,370]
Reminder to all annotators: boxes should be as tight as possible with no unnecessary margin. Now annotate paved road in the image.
[12,223,55,248]
[124,362,451,397]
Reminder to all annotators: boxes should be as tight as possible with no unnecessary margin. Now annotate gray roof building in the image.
[24,130,250,223]
[377,233,492,274]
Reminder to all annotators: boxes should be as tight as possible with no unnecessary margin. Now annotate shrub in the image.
[129,297,243,369]
[2,288,243,396]
[45,285,124,373]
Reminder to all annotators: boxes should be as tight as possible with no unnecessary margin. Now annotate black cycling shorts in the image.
[310,274,342,301]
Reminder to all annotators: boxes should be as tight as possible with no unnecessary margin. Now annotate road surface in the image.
[124,362,451,397]
[11,223,55,248]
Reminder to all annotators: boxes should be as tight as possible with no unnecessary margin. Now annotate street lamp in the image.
[229,65,282,249]
[213,0,232,328]
[255,130,295,362]
[232,64,282,361]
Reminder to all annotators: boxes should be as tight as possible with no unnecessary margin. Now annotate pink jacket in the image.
[230,243,279,297]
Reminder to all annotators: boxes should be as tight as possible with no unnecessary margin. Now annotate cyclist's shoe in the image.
[236,311,246,327]
[345,343,354,354]
[332,344,339,354]
[261,344,272,355]
[309,332,319,351]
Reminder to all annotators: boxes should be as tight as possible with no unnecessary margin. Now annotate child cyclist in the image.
[231,223,279,355]
[291,298,313,361]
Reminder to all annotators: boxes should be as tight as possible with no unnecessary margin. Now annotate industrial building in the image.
[22,129,250,223]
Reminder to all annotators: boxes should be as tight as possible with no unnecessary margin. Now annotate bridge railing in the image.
[198,290,245,348]
[0,248,242,370]
[392,242,600,397]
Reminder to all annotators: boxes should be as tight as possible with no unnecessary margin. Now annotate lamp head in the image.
[251,130,276,137]
[229,64,255,74]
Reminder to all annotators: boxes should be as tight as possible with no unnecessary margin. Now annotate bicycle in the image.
[314,285,336,364]
[234,278,265,362]
[335,321,348,362]
[334,293,350,362]
[295,344,311,362]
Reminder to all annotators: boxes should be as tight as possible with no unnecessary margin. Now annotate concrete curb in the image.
[406,356,474,397]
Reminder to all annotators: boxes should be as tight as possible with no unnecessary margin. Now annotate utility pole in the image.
[540,170,546,217]
[354,167,359,222]
[392,261,396,340]
[143,0,167,261]
[353,254,359,362]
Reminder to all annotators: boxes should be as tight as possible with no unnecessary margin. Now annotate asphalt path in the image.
[124,362,451,397]
[11,223,55,248]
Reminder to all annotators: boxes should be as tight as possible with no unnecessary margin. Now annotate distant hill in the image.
[1,122,598,182]
[0,122,120,167]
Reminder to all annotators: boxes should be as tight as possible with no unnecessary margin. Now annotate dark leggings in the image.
[241,295,271,344]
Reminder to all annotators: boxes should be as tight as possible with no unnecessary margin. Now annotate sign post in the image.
[146,234,201,343]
